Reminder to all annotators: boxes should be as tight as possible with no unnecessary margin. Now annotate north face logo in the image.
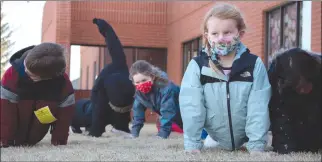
[240,71,251,77]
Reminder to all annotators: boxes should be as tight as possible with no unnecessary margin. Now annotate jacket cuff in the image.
[130,128,140,137]
[246,141,266,152]
[51,134,68,146]
[51,140,67,146]
[157,129,170,139]
[0,139,15,148]
[184,138,203,151]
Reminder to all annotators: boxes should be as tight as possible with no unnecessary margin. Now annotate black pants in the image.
[70,99,92,133]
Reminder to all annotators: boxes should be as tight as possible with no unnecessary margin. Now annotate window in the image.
[266,1,302,66]
[75,45,167,90]
[136,48,167,72]
[182,37,202,74]
[103,47,167,72]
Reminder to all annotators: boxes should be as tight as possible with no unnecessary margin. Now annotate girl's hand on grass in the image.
[185,149,201,154]
[124,134,137,139]
[249,151,263,156]
[151,135,166,139]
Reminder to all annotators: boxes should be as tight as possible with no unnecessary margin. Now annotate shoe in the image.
[204,135,219,148]
[111,128,131,136]
[71,126,83,134]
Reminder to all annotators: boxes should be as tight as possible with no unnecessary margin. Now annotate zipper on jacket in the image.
[226,81,235,151]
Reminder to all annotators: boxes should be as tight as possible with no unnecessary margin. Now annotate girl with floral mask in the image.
[127,60,183,139]
[179,3,271,154]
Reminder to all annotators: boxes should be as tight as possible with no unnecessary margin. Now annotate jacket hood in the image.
[9,45,35,77]
[9,45,35,70]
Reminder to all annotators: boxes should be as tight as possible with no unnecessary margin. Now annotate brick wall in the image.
[42,1,320,84]
[41,1,321,123]
[55,2,72,75]
[70,1,168,48]
[166,1,284,84]
[311,1,321,53]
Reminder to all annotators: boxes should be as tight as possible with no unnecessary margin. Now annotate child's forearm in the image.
[131,119,144,137]
[0,100,18,147]
[1,68,19,147]
[51,105,75,145]
[131,100,146,137]
[157,118,172,138]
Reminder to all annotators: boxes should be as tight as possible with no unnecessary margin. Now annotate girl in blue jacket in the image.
[128,60,182,139]
[179,3,271,154]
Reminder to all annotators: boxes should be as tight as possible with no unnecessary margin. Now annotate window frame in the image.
[79,68,82,89]
[265,1,302,67]
[130,47,168,72]
[93,61,97,84]
[86,65,89,89]
[182,36,203,76]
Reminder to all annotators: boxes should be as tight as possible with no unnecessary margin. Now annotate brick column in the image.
[56,1,72,76]
[60,43,71,76]
[311,2,321,53]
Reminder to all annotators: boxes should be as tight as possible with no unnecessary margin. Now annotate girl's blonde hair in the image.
[202,3,246,75]
[129,60,169,86]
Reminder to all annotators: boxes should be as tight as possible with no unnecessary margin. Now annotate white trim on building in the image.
[301,1,312,51]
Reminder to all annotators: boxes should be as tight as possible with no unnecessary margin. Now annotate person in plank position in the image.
[1,42,75,148]
[179,4,271,154]
[70,18,135,137]
[127,60,182,139]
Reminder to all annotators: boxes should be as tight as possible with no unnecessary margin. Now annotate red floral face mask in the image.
[135,81,153,94]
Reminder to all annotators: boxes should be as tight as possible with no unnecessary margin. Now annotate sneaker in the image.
[204,135,219,148]
[111,128,131,136]
[71,126,83,134]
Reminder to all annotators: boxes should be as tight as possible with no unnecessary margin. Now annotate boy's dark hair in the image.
[25,42,66,79]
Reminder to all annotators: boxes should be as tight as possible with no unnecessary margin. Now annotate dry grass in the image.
[1,124,321,161]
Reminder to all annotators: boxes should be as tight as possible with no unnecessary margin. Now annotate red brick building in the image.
[77,46,167,90]
[41,1,321,122]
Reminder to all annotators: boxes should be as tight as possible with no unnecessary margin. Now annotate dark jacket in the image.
[88,19,134,137]
[268,48,321,154]
[0,46,75,147]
